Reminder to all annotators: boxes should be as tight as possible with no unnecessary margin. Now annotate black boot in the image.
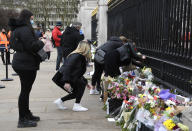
[26,112,40,122]
[17,117,37,128]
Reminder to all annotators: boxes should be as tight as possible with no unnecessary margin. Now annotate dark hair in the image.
[19,9,36,38]
[19,9,33,24]
[72,22,82,27]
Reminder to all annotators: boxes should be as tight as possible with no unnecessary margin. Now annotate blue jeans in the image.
[56,46,64,70]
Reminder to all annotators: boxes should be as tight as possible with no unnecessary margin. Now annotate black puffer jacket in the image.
[104,42,142,77]
[61,26,84,57]
[97,36,123,53]
[9,18,44,70]
[52,53,87,92]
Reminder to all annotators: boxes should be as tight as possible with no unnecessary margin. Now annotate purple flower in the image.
[159,89,176,100]
[117,93,121,99]
[123,96,127,100]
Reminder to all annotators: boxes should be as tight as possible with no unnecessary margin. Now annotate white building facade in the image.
[77,0,97,40]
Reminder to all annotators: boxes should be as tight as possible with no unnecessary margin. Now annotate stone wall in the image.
[97,0,108,46]
[77,0,97,40]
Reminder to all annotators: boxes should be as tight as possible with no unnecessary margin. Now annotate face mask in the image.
[30,20,34,25]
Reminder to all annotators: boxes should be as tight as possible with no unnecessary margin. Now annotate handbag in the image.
[94,49,105,64]
[37,48,48,61]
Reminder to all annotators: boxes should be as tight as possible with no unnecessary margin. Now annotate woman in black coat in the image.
[8,10,44,128]
[104,41,146,77]
[53,41,91,112]
[90,36,126,95]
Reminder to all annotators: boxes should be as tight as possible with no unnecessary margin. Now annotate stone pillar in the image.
[97,0,108,46]
[77,0,97,40]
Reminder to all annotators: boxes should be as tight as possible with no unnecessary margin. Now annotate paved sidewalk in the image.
[0,50,120,131]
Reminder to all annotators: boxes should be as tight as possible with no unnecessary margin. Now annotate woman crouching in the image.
[52,41,91,111]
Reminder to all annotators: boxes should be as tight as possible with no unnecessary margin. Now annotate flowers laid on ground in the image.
[105,67,190,131]
[107,82,133,100]
[163,119,176,130]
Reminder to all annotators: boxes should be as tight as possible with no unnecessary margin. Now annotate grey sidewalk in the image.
[0,50,120,131]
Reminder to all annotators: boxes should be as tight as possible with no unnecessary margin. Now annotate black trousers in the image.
[14,69,37,118]
[61,79,86,103]
[1,51,10,64]
[91,61,104,91]
[47,52,51,60]
[56,46,64,70]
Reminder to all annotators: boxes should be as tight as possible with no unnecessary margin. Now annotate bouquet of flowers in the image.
[148,86,161,96]
[141,67,154,80]
[108,82,132,100]
[124,96,137,112]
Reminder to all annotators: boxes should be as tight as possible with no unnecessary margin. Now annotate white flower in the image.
[165,100,176,106]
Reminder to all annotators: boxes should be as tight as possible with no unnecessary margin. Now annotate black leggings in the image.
[61,79,86,103]
[14,69,37,118]
[91,61,104,91]
[47,52,51,60]
[1,51,10,64]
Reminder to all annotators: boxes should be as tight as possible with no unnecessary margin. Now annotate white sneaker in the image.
[90,89,100,95]
[89,89,95,95]
[72,103,88,112]
[54,98,67,110]
[94,89,100,95]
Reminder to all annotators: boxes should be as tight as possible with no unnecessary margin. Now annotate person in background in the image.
[104,39,146,77]
[7,30,11,40]
[52,22,63,70]
[53,41,91,112]
[40,30,53,60]
[45,29,52,40]
[60,22,84,60]
[0,28,11,64]
[8,9,45,128]
[35,25,42,39]
[90,36,127,95]
[7,29,12,64]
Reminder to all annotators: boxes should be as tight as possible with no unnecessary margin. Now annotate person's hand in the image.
[86,84,92,90]
[39,37,43,40]
[142,55,146,59]
[63,83,72,93]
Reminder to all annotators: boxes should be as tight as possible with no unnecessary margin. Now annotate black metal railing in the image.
[107,0,192,96]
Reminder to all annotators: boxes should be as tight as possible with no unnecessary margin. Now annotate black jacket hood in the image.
[64,26,79,35]
[8,18,27,31]
[109,36,122,42]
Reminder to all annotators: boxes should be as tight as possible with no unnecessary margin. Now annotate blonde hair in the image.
[69,41,91,59]
[119,36,128,43]
[119,36,133,43]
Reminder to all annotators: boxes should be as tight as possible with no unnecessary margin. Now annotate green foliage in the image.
[102,104,107,111]
[144,103,151,111]
[105,115,110,118]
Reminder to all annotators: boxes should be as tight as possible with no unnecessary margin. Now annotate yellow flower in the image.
[150,108,155,114]
[138,94,145,98]
[165,107,172,111]
[163,119,176,130]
